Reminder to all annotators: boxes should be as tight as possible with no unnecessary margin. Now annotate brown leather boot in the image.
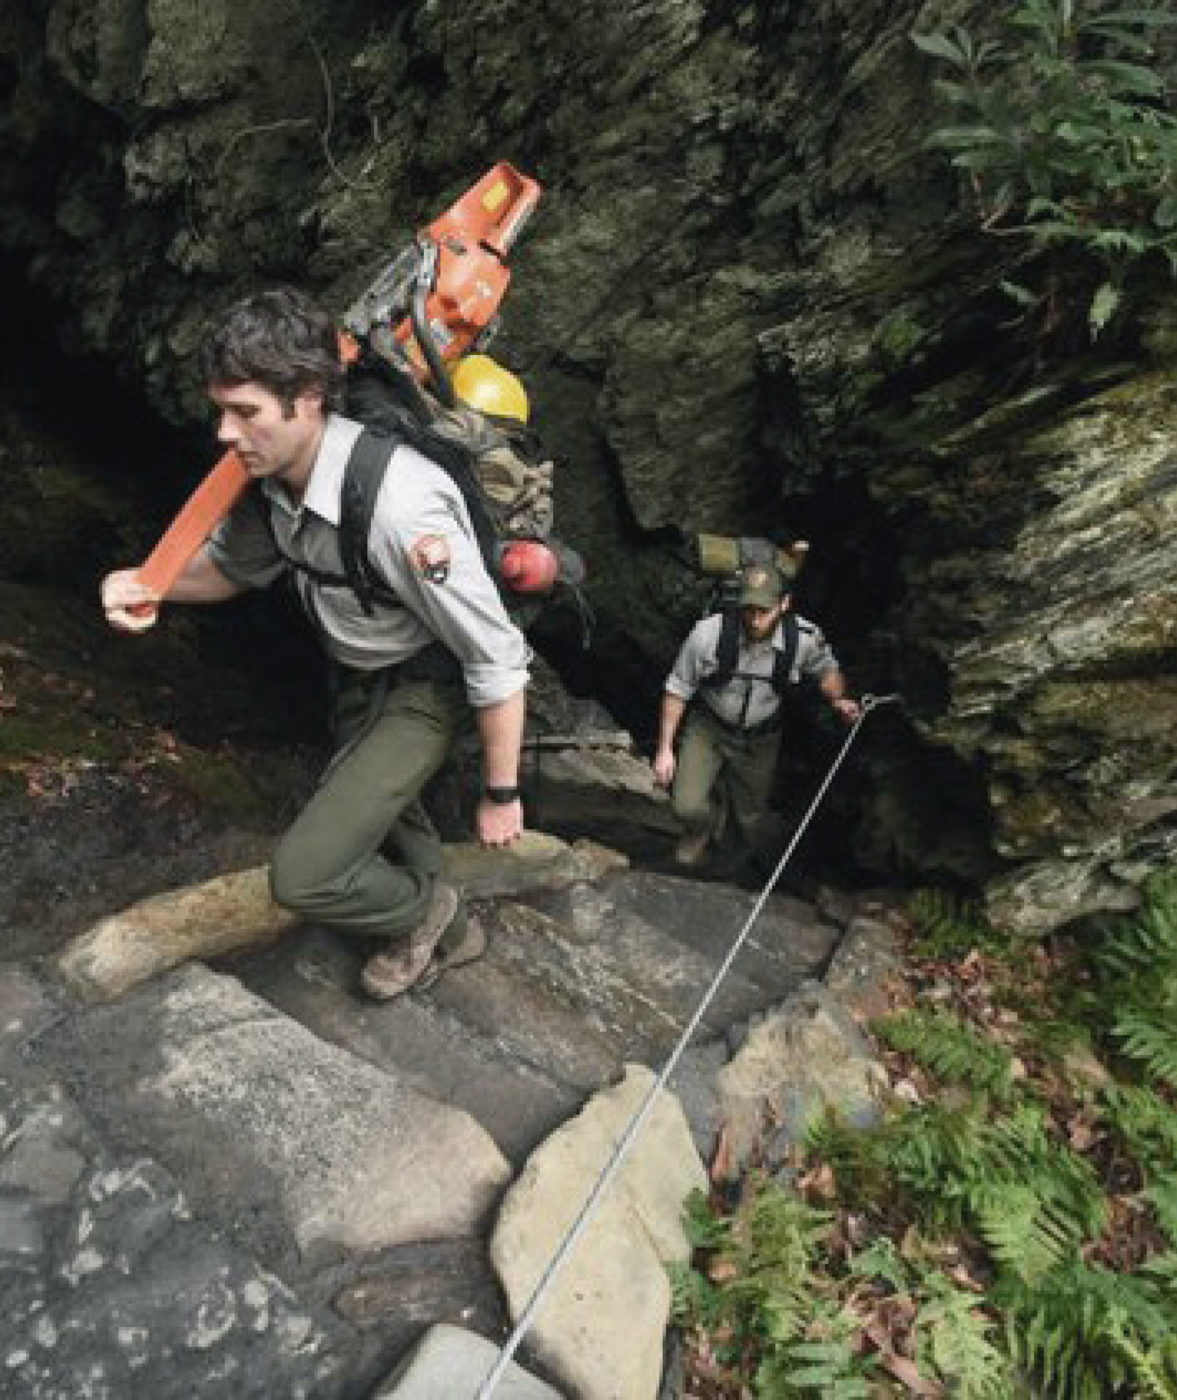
[360,881,462,1001]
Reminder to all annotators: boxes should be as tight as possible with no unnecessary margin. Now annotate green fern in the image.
[907,886,1001,957]
[768,1299,874,1397]
[873,1099,1108,1285]
[1104,1318,1177,1400]
[804,1107,889,1203]
[973,1182,1085,1284]
[1144,1174,1177,1249]
[847,1235,909,1293]
[1094,873,1177,983]
[1101,1082,1177,1169]
[998,1261,1177,1399]
[915,1272,1012,1398]
[680,1185,730,1250]
[668,1258,722,1329]
[876,1101,990,1229]
[672,1181,836,1369]
[1113,1010,1177,1088]
[876,1007,1014,1100]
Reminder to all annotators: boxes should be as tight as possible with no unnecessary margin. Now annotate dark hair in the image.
[199,286,344,407]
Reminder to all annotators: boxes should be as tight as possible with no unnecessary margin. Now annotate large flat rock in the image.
[33,964,511,1269]
[223,922,584,1165]
[0,969,364,1400]
[491,1066,706,1400]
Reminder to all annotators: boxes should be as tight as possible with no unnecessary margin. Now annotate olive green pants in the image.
[269,668,467,941]
[671,705,782,851]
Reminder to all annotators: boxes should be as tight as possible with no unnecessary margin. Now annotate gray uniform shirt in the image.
[207,413,530,708]
[665,612,838,730]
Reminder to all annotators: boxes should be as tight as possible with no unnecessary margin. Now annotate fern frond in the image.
[766,1297,874,1398]
[973,1183,1083,1284]
[876,1101,989,1229]
[916,1274,1011,1398]
[876,1007,1013,1099]
[908,887,1000,956]
[1101,1082,1177,1168]
[681,1186,730,1250]
[1094,873,1177,983]
[668,1260,723,1328]
[978,1104,1108,1241]
[1113,1010,1177,1088]
[998,1261,1177,1400]
[1145,1173,1177,1248]
[1106,1313,1177,1400]
[804,1106,883,1200]
[706,1182,835,1347]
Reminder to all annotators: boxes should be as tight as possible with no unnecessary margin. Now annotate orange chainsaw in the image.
[134,162,541,604]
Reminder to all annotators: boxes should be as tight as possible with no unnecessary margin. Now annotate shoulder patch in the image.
[410,532,451,584]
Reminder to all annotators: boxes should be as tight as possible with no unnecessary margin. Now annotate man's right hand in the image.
[100,569,160,634]
[652,747,676,789]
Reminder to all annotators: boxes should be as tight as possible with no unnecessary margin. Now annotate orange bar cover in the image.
[135,451,250,598]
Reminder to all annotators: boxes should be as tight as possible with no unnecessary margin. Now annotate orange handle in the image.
[135,450,251,599]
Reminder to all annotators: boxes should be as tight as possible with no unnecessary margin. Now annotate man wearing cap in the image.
[652,564,859,867]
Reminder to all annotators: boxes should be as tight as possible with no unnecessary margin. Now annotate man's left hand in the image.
[830,697,861,724]
[477,796,524,848]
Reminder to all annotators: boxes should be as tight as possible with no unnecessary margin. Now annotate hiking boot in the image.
[360,881,461,1002]
[674,827,711,867]
[415,911,488,992]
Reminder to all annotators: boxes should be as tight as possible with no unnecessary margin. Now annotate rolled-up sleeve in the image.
[207,495,286,591]
[799,626,839,681]
[373,496,530,707]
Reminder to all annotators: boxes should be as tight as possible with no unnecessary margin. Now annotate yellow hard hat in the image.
[451,354,530,422]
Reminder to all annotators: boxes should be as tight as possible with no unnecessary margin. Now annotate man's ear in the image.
[295,385,326,416]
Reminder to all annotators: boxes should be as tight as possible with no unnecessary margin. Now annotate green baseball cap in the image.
[739,564,786,608]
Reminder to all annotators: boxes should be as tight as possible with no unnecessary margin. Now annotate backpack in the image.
[700,607,801,696]
[693,532,809,612]
[254,356,587,631]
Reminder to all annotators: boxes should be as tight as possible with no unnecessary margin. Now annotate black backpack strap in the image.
[701,609,799,696]
[772,612,800,693]
[701,609,741,690]
[339,428,402,616]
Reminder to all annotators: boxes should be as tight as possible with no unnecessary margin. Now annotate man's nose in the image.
[216,412,238,446]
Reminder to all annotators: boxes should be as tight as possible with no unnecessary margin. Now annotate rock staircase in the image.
[6,845,864,1398]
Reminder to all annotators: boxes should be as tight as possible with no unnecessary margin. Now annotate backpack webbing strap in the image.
[703,609,800,696]
[338,428,402,616]
[246,429,402,616]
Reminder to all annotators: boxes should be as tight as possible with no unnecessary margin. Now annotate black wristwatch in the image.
[484,784,521,804]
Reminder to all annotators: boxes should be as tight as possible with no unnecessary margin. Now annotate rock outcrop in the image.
[2,0,1176,931]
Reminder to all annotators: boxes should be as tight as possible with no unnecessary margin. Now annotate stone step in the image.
[516,870,841,1031]
[224,869,845,1169]
[221,923,585,1166]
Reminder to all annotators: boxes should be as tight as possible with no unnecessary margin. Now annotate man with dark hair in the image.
[652,564,858,869]
[101,286,529,1000]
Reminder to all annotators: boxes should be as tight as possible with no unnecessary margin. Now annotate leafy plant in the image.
[913,0,1177,335]
[906,885,1001,956]
[996,1260,1177,1397]
[1093,873,1177,1086]
[677,872,1177,1397]
[1102,1082,1177,1170]
[671,1183,882,1395]
[876,1006,1015,1099]
[915,1271,1011,1398]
